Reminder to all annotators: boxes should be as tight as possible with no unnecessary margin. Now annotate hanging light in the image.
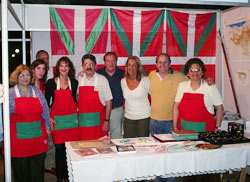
[15,49,20,53]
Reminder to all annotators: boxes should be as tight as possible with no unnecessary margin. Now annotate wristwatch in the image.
[216,126,221,130]
[105,119,110,122]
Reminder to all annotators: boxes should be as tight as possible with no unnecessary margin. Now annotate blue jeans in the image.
[150,119,176,182]
[150,119,174,135]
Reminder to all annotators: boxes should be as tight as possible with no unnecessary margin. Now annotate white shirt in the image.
[121,76,151,120]
[78,73,113,106]
[175,80,223,114]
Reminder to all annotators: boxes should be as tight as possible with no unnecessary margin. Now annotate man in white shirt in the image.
[78,54,112,140]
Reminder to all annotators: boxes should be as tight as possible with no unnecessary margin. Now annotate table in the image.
[66,138,250,182]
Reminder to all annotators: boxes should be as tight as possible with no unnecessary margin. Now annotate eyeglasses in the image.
[18,73,31,78]
[189,68,202,72]
[84,63,95,67]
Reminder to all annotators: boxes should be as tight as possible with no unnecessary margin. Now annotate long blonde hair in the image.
[9,64,32,86]
[125,56,143,81]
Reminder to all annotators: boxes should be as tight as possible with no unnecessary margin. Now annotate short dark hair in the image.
[156,53,171,63]
[103,52,118,62]
[54,56,76,79]
[30,59,48,85]
[184,58,206,76]
[35,50,49,59]
[81,54,96,65]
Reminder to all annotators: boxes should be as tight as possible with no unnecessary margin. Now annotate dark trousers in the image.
[124,117,150,138]
[11,153,44,182]
[55,143,68,179]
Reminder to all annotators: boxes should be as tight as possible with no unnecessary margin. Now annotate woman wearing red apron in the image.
[78,54,112,140]
[9,64,51,182]
[45,57,78,182]
[173,58,224,132]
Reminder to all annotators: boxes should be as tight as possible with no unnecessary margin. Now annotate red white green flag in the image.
[50,7,75,55]
[194,12,217,57]
[166,10,189,57]
[85,9,108,54]
[140,10,164,57]
[110,8,134,57]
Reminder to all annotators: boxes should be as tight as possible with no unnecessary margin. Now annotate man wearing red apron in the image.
[50,78,78,144]
[78,54,112,140]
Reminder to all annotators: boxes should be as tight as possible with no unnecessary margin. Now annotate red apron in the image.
[78,77,107,140]
[178,93,215,132]
[10,86,48,157]
[50,78,79,144]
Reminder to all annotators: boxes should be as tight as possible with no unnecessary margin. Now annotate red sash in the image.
[78,85,107,140]
[10,86,48,157]
[178,93,215,132]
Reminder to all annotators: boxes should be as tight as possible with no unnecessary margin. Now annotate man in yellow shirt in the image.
[149,53,187,135]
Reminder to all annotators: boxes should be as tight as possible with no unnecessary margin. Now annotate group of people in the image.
[3,50,224,182]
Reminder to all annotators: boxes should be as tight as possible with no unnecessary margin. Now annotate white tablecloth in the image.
[66,139,250,182]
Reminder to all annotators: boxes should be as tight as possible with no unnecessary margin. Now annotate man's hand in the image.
[102,121,110,132]
[205,77,215,86]
[78,70,84,77]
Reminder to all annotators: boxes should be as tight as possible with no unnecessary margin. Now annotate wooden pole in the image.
[218,30,241,118]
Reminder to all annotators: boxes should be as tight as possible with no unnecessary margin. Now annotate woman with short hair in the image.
[173,58,224,132]
[9,64,50,182]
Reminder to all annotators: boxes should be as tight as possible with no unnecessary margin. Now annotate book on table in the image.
[172,130,199,140]
[116,145,136,154]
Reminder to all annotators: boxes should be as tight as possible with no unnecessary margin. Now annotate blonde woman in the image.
[121,56,150,138]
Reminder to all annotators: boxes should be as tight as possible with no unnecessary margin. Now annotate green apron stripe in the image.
[54,113,78,130]
[110,8,133,56]
[79,112,100,127]
[16,121,42,139]
[50,7,75,55]
[86,9,108,54]
[140,10,164,57]
[167,10,187,57]
[181,119,206,133]
[194,13,216,56]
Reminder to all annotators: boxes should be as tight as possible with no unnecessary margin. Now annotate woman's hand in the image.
[50,118,56,132]
[46,130,51,137]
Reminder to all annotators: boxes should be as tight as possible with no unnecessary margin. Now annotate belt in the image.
[112,106,122,110]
